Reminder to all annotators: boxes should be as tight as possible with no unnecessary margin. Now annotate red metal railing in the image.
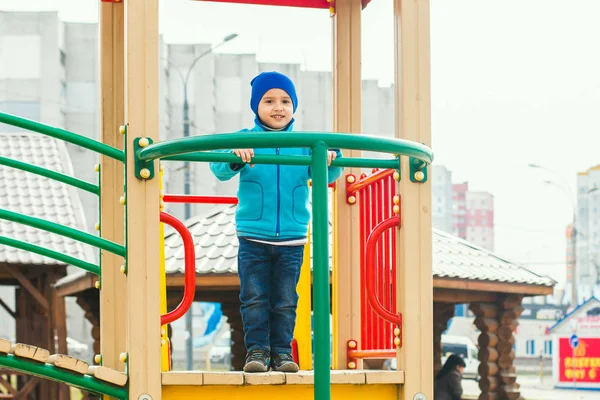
[160,212,196,325]
[346,169,401,365]
[163,194,238,204]
[366,216,401,327]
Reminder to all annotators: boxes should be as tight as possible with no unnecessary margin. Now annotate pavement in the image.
[462,375,599,400]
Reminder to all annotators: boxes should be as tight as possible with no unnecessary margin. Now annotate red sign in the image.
[558,337,600,383]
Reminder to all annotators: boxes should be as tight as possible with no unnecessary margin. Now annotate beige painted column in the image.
[394,0,433,399]
[99,1,127,386]
[125,0,162,398]
[332,0,363,370]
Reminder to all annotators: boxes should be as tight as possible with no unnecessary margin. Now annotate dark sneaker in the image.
[271,352,299,373]
[243,349,270,373]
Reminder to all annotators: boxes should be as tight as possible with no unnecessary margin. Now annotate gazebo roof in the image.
[163,204,555,290]
[0,132,94,270]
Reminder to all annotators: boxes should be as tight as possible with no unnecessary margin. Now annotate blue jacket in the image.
[209,120,344,239]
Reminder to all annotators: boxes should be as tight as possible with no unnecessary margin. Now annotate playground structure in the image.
[0,0,435,399]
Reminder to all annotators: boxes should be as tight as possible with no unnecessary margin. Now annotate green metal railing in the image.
[0,112,124,162]
[0,156,100,195]
[0,354,127,399]
[0,112,126,275]
[0,209,125,258]
[165,151,401,170]
[135,131,433,400]
[140,131,433,163]
[0,236,99,275]
[0,112,129,396]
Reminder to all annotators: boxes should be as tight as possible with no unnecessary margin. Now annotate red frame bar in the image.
[383,177,391,347]
[163,195,238,205]
[160,212,196,325]
[348,349,396,359]
[365,215,401,327]
[197,0,330,9]
[347,169,395,194]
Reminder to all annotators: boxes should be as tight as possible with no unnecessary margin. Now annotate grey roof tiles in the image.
[164,204,554,288]
[0,132,94,266]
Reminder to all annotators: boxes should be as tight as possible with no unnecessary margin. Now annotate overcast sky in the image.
[2,0,600,289]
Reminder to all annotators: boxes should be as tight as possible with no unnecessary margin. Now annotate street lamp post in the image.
[529,164,578,307]
[166,33,238,370]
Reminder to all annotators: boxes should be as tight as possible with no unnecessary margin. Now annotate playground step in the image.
[48,354,89,375]
[0,339,10,354]
[10,343,49,363]
[162,369,405,386]
[88,366,128,387]
[0,338,127,388]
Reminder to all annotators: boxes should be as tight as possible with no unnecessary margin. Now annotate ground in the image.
[462,375,599,400]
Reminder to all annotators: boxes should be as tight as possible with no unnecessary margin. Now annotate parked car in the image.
[440,335,479,380]
[208,334,231,364]
[383,334,479,380]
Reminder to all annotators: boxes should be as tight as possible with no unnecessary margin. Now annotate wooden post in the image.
[433,303,455,376]
[332,0,363,370]
[394,0,433,398]
[99,0,127,387]
[51,282,70,400]
[222,300,245,371]
[496,295,523,400]
[125,0,162,398]
[471,302,500,399]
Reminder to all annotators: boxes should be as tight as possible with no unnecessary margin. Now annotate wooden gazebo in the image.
[0,132,95,399]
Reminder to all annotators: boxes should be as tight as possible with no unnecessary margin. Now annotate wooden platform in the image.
[162,370,404,400]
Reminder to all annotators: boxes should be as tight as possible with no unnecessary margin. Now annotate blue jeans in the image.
[237,237,304,354]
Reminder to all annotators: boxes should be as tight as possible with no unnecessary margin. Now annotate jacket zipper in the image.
[276,148,281,236]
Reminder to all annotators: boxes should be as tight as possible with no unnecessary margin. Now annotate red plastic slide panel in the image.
[160,212,196,326]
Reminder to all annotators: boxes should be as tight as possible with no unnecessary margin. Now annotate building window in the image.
[526,340,536,355]
[544,340,552,355]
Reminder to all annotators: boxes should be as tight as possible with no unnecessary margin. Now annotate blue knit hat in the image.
[250,71,298,115]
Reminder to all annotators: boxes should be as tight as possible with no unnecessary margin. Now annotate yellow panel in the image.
[331,187,339,368]
[293,225,313,370]
[163,384,398,400]
[160,168,169,372]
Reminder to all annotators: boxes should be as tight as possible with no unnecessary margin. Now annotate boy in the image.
[209,71,343,373]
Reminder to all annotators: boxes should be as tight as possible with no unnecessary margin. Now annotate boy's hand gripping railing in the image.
[159,212,196,325]
[134,131,433,400]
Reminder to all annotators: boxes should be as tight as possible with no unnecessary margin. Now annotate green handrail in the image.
[0,156,99,195]
[137,132,433,164]
[0,236,100,275]
[0,209,125,258]
[0,353,127,399]
[0,112,124,162]
[135,132,432,400]
[311,141,330,398]
[164,152,400,170]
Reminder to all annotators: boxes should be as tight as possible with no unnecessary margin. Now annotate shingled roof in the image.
[164,204,555,288]
[0,132,94,266]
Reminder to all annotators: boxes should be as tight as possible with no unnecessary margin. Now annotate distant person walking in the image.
[434,354,466,400]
